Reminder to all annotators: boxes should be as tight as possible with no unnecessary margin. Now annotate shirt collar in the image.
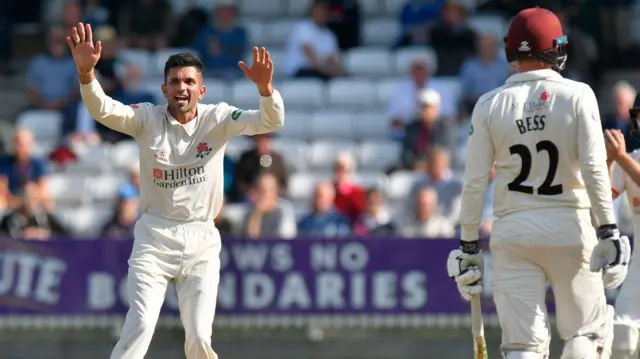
[164,103,200,135]
[506,69,562,84]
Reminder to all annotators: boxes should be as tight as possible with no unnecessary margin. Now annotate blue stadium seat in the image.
[288,171,332,200]
[310,111,355,139]
[352,111,391,140]
[357,140,401,171]
[275,111,309,139]
[327,79,377,109]
[16,110,63,143]
[202,79,228,104]
[344,47,394,77]
[307,139,357,170]
[352,171,389,190]
[363,18,401,46]
[280,79,326,109]
[48,173,90,207]
[270,138,309,171]
[266,19,295,47]
[110,140,139,170]
[386,171,426,200]
[394,47,438,75]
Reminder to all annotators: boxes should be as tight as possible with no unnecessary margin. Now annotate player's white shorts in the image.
[110,213,221,359]
[489,207,609,355]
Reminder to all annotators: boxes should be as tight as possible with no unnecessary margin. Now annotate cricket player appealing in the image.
[606,96,640,359]
[66,23,285,359]
[446,8,631,359]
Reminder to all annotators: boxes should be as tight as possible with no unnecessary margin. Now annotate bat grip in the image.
[471,295,485,337]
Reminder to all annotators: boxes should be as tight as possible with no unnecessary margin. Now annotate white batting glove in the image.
[590,224,631,290]
[447,240,484,301]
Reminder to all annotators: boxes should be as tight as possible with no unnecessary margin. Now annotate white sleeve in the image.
[219,89,285,138]
[80,79,148,138]
[576,85,616,225]
[611,163,626,199]
[459,99,495,242]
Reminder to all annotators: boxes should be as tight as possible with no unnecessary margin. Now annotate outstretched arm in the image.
[606,129,640,190]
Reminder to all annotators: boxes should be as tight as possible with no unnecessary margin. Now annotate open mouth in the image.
[175,95,188,105]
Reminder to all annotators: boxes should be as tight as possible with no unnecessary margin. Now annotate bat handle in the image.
[471,295,484,337]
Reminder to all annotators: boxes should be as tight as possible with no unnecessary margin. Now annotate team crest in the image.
[196,142,212,159]
[231,109,244,121]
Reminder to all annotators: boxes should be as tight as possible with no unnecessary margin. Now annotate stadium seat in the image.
[57,206,113,236]
[244,21,268,45]
[118,49,151,76]
[352,111,390,140]
[384,0,406,12]
[241,0,284,17]
[310,111,355,139]
[394,47,438,75]
[223,203,249,228]
[363,18,401,46]
[73,144,112,173]
[225,136,252,160]
[353,171,389,190]
[16,110,63,142]
[266,19,295,47]
[286,0,313,15]
[344,47,393,77]
[151,48,198,77]
[139,78,165,104]
[243,48,286,76]
[327,79,377,109]
[280,79,326,109]
[431,76,463,116]
[270,138,309,171]
[357,140,401,171]
[307,140,357,169]
[276,111,309,139]
[87,173,128,202]
[386,170,426,199]
[469,14,508,40]
[110,140,139,169]
[202,79,227,104]
[376,77,404,104]
[361,0,384,15]
[288,171,332,200]
[48,173,89,206]
[231,80,262,109]
[32,140,57,158]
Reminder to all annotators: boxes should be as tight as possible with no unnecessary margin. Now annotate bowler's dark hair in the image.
[163,53,204,82]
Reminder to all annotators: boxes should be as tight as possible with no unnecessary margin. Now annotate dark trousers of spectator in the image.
[294,68,331,82]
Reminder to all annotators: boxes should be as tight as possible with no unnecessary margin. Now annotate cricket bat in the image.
[471,295,488,359]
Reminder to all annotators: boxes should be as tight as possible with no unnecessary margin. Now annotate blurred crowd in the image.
[0,0,638,241]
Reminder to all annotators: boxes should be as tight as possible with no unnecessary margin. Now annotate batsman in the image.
[446,7,631,359]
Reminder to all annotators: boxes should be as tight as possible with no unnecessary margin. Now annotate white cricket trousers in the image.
[110,213,221,359]
[490,207,609,355]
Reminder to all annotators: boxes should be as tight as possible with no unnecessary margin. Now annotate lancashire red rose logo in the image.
[153,168,164,180]
[130,104,139,109]
[540,92,550,101]
[196,142,212,159]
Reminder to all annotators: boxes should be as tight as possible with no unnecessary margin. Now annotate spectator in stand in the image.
[602,81,640,152]
[240,172,297,239]
[298,182,351,237]
[353,188,397,237]
[194,1,247,79]
[326,0,362,50]
[333,152,366,224]
[401,88,451,171]
[429,0,477,75]
[0,176,17,217]
[0,0,13,75]
[93,25,121,96]
[84,0,111,28]
[25,26,78,111]
[171,0,209,47]
[460,33,509,114]
[223,154,234,198]
[394,0,445,48]
[0,129,49,204]
[284,0,343,81]
[215,199,234,238]
[231,134,288,202]
[119,0,172,50]
[0,183,68,240]
[400,186,455,238]
[61,1,83,32]
[554,6,598,85]
[118,164,141,201]
[101,196,139,238]
[409,147,462,223]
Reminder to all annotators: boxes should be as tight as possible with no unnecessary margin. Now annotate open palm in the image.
[238,47,273,87]
[66,22,102,74]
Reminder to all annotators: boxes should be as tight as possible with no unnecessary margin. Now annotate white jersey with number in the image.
[459,69,615,241]
[612,150,640,238]
[80,80,285,222]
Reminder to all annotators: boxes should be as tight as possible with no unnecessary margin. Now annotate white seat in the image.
[88,173,128,201]
[307,140,356,169]
[376,77,404,103]
[73,144,112,173]
[244,21,268,45]
[344,47,393,77]
[139,78,165,104]
[16,110,62,142]
[353,171,389,190]
[48,174,89,206]
[394,47,438,75]
[118,49,151,76]
[57,206,113,236]
[266,19,295,46]
[357,140,401,170]
[242,0,284,17]
[431,76,463,117]
[276,111,308,139]
[110,140,139,169]
[386,170,425,199]
[468,14,508,39]
[352,111,390,139]
[231,80,261,109]
[363,18,401,45]
[223,203,249,229]
[225,136,252,160]
[361,0,384,15]
[244,48,286,75]
[270,138,308,171]
[311,111,355,139]
[288,171,332,200]
[280,79,326,109]
[327,79,377,108]
[287,0,313,15]
[32,140,57,158]
[151,48,198,77]
[202,79,227,104]
[384,0,405,12]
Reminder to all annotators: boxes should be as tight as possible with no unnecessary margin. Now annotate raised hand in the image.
[605,129,626,161]
[66,22,102,74]
[238,47,273,88]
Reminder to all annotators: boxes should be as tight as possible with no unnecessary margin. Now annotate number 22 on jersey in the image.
[508,138,563,196]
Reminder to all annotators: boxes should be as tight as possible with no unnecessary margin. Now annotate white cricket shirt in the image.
[80,79,285,222]
[612,150,640,239]
[460,69,615,241]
